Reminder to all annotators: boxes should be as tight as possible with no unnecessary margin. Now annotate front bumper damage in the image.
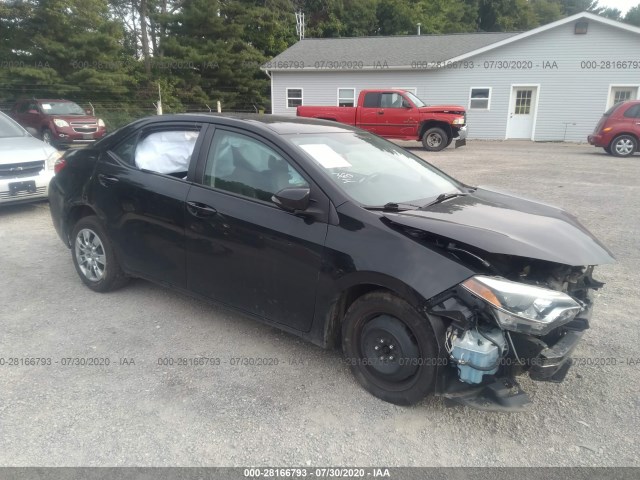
[430,283,595,412]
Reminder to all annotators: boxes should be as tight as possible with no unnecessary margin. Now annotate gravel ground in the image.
[0,140,638,467]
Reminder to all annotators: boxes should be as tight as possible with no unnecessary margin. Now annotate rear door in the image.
[185,126,329,331]
[92,121,207,287]
[358,92,382,135]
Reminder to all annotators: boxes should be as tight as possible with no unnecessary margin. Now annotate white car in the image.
[0,111,61,205]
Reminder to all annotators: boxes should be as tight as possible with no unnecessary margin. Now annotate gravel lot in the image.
[1,140,639,467]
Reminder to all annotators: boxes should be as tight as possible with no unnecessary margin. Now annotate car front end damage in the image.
[428,257,604,411]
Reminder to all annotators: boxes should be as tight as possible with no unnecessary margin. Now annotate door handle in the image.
[187,201,217,217]
[98,174,119,187]
[377,110,384,115]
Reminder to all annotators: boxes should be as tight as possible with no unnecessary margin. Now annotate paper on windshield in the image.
[41,104,51,110]
[299,144,351,169]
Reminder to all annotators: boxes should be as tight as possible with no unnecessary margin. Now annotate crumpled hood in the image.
[383,187,615,266]
[0,136,57,164]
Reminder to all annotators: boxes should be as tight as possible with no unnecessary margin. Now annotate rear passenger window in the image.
[203,130,308,203]
[363,93,380,108]
[110,127,201,179]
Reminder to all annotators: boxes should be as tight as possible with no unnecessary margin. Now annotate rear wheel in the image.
[342,291,439,405]
[71,216,128,292]
[421,127,448,152]
[610,135,637,157]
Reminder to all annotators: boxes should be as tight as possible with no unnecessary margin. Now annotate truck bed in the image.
[296,106,357,125]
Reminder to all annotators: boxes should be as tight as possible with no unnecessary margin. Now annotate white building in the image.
[262,12,640,142]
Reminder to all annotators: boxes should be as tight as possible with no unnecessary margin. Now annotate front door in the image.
[506,87,538,139]
[185,127,328,332]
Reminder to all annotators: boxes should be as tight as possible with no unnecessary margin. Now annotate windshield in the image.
[404,91,426,108]
[0,112,27,138]
[40,101,86,115]
[286,131,461,207]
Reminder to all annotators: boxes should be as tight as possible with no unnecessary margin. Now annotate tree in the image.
[559,0,603,16]
[600,7,622,20]
[624,4,640,26]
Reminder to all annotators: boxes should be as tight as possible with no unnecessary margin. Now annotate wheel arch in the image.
[65,204,98,246]
[418,120,452,140]
[320,273,446,352]
[609,131,639,146]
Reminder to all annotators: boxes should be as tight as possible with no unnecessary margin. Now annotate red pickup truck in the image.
[297,89,467,151]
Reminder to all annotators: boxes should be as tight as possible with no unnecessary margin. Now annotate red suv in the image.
[10,99,107,149]
[588,100,640,157]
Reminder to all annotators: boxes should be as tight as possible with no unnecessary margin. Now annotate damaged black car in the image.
[48,115,615,411]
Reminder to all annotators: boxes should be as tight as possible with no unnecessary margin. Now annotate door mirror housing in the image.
[27,109,38,115]
[272,187,310,213]
[402,100,412,108]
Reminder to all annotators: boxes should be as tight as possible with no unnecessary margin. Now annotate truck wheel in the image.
[610,135,637,157]
[342,290,439,405]
[422,127,448,152]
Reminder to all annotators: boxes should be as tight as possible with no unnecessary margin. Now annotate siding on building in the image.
[269,20,640,142]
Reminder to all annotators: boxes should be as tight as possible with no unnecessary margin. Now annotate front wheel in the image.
[342,291,439,405]
[42,128,55,146]
[609,135,637,157]
[421,127,449,152]
[71,216,128,292]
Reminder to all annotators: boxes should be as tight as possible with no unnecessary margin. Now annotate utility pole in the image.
[295,11,305,40]
[157,83,163,115]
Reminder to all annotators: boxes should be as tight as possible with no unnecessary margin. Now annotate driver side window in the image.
[380,93,405,108]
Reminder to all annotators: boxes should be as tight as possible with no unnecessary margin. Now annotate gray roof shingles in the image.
[263,32,520,70]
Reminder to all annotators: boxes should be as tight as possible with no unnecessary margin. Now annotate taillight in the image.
[54,158,66,174]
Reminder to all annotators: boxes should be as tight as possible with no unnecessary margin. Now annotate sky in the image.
[602,0,638,14]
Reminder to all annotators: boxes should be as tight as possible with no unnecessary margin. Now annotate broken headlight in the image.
[461,275,582,335]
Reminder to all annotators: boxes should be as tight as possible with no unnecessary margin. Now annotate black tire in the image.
[609,135,637,157]
[342,290,439,405]
[70,216,128,292]
[421,127,449,152]
[603,146,611,154]
[42,128,55,146]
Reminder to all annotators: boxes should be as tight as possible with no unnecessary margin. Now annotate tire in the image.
[609,135,637,157]
[421,127,448,152]
[71,216,128,292]
[42,128,55,146]
[342,290,439,405]
[603,146,611,154]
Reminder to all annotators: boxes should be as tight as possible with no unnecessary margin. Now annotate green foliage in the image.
[625,4,640,27]
[1,0,638,125]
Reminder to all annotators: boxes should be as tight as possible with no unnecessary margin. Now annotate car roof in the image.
[164,113,362,135]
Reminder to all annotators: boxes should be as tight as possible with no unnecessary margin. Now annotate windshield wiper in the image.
[421,192,468,209]
[364,202,420,212]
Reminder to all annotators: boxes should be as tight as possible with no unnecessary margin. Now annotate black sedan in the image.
[49,114,614,411]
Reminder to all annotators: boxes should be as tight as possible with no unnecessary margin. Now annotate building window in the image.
[337,88,355,107]
[287,88,303,108]
[608,86,638,109]
[469,87,491,110]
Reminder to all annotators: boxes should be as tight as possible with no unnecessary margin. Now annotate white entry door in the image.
[506,86,538,139]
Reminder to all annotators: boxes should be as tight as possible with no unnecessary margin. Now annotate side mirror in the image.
[25,127,38,137]
[86,109,93,115]
[272,187,310,213]
[27,109,38,115]
[402,100,412,108]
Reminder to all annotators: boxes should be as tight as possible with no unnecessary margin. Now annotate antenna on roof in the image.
[295,10,305,40]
